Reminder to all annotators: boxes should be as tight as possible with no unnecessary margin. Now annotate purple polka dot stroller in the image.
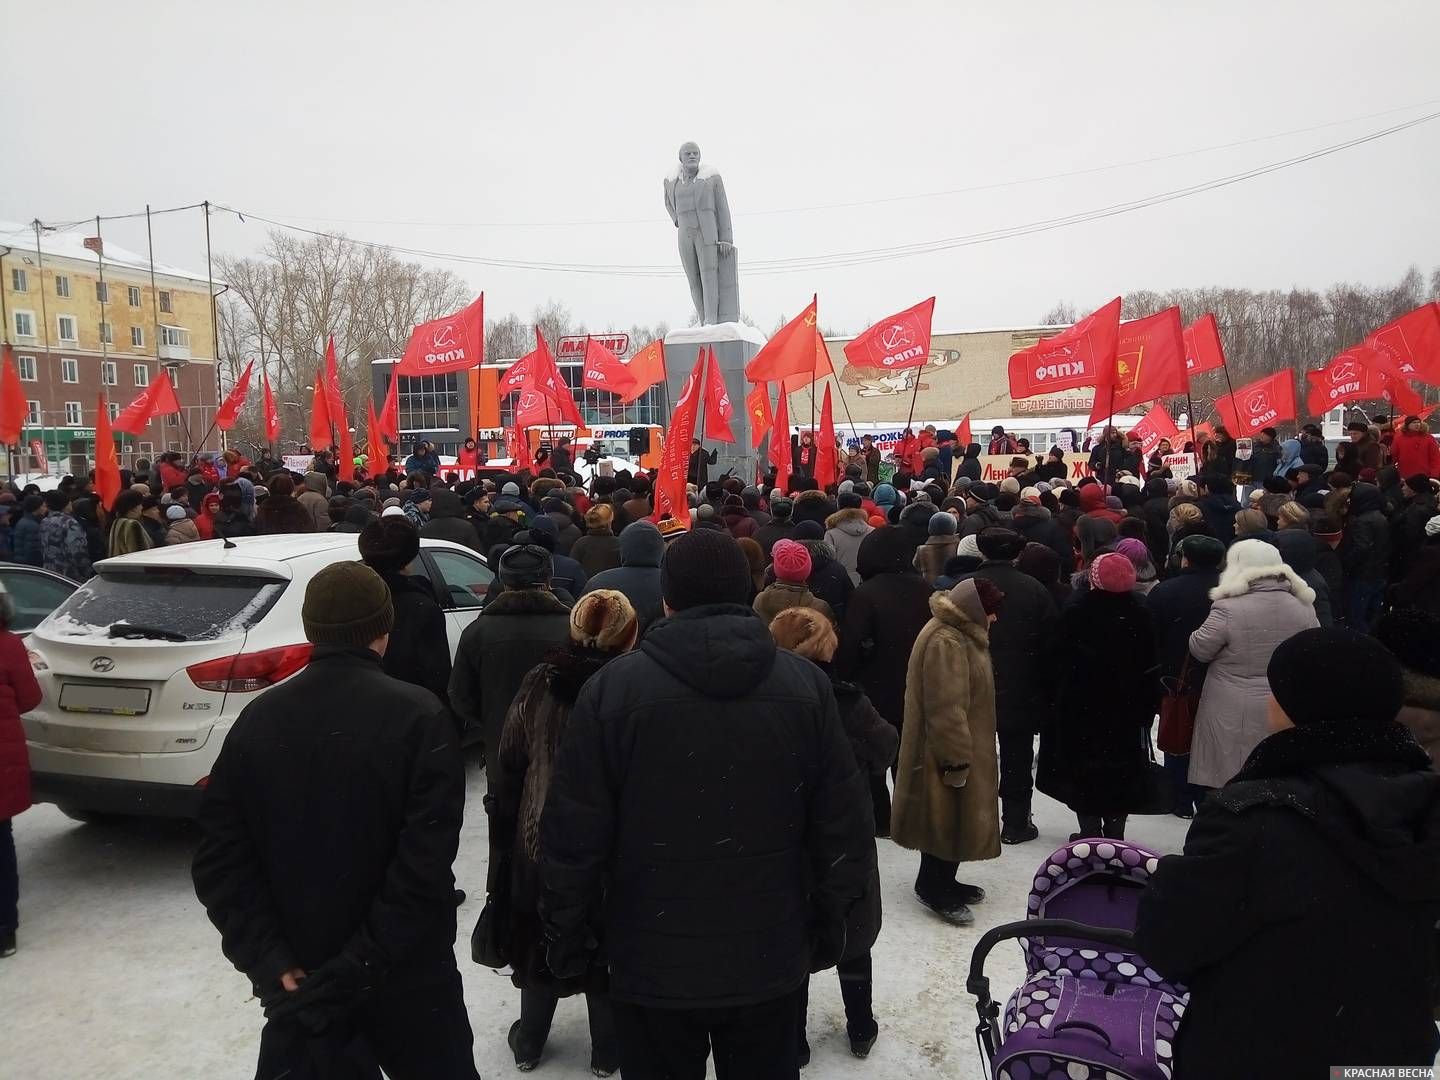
[966,838,1189,1080]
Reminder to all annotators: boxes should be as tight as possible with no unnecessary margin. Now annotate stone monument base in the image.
[662,323,768,484]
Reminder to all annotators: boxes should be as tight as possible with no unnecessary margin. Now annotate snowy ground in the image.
[1,753,1191,1080]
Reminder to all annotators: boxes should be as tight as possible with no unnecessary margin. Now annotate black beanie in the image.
[838,492,862,510]
[794,520,824,541]
[499,544,553,588]
[1268,627,1404,727]
[661,528,751,610]
[977,526,1026,562]
[302,562,395,648]
[1375,608,1440,679]
[358,518,420,576]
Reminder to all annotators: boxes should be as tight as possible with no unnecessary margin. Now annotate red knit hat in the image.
[772,539,812,584]
[1088,551,1136,593]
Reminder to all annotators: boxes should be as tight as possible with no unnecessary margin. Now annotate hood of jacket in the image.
[303,472,328,495]
[1078,485,1107,512]
[1349,482,1387,517]
[1211,565,1315,606]
[640,605,777,699]
[429,489,464,518]
[926,591,991,648]
[619,521,664,568]
[825,507,871,535]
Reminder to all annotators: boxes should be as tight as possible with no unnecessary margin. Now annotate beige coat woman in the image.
[891,580,1001,863]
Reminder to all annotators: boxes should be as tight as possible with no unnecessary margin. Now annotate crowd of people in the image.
[3,413,1437,1076]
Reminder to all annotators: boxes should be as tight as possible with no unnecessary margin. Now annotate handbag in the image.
[1128,726,1179,816]
[470,886,509,969]
[1156,655,1200,756]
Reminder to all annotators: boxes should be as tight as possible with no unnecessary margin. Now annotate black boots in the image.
[1001,799,1039,845]
[1073,815,1128,841]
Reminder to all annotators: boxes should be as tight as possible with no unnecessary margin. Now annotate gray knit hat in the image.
[302,562,395,648]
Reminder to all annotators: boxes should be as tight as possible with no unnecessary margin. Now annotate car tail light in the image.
[27,648,49,673]
[195,776,210,789]
[186,643,313,692]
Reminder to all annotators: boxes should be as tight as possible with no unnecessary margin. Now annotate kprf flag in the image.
[1088,307,1187,427]
[746,296,818,385]
[396,294,484,376]
[581,336,638,399]
[1128,403,1180,456]
[769,383,792,480]
[956,412,973,449]
[619,339,666,404]
[1361,302,1440,386]
[651,351,706,527]
[1008,297,1121,400]
[337,420,354,483]
[1215,370,1297,435]
[815,383,838,489]
[1182,313,1226,378]
[215,360,254,431]
[843,297,935,371]
[262,370,280,443]
[95,393,121,511]
[746,382,773,448]
[509,329,584,428]
[0,346,27,445]
[114,369,182,435]
[702,348,736,443]
[1305,348,1424,416]
[309,366,333,449]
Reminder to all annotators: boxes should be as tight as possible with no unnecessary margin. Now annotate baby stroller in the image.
[967,838,1188,1080]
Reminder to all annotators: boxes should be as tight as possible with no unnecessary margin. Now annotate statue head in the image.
[678,141,701,175]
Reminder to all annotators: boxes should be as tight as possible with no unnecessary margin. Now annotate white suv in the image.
[23,534,494,820]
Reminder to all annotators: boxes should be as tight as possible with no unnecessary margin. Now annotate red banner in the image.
[746,382,772,449]
[619,339,666,404]
[262,370,280,443]
[366,400,386,462]
[651,351,706,527]
[1363,302,1440,386]
[1182,313,1226,377]
[1088,306,1186,426]
[769,384,791,480]
[843,296,935,371]
[337,420,354,483]
[1008,297,1120,400]
[746,296,818,385]
[815,383,838,489]
[396,293,484,376]
[779,329,837,393]
[1305,348,1424,416]
[702,347,736,442]
[95,393,120,510]
[0,346,27,445]
[956,412,972,449]
[1128,403,1181,456]
[581,335,638,398]
[323,336,344,422]
[1215,370,1297,435]
[215,360,253,431]
[309,366,333,450]
[113,369,181,436]
[510,330,584,428]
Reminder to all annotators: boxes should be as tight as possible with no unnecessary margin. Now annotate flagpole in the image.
[903,364,923,432]
[145,206,191,455]
[202,200,220,457]
[33,220,54,477]
[95,216,111,473]
[830,373,861,451]
[694,347,708,487]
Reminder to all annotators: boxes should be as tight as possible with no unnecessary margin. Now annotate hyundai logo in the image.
[91,656,115,673]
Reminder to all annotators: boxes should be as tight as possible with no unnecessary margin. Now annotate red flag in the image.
[779,330,835,393]
[309,366,333,449]
[1182,313,1227,378]
[506,425,527,465]
[1362,302,1440,386]
[651,351,706,527]
[1128,403,1181,456]
[746,382,773,449]
[956,412,973,449]
[769,384,791,481]
[509,330,584,428]
[395,293,484,376]
[618,339,667,404]
[815,384,838,489]
[113,369,181,436]
[215,360,254,431]
[1088,307,1187,427]
[1305,348,1424,416]
[581,336,638,398]
[337,419,354,483]
[702,348,736,442]
[1215,370,1297,435]
[843,297,935,371]
[262,370,280,443]
[0,345,27,445]
[1008,297,1121,400]
[95,393,121,511]
[323,337,344,419]
[379,367,399,441]
[366,399,386,462]
[745,296,818,385]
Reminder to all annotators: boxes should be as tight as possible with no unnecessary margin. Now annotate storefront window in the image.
[396,372,460,432]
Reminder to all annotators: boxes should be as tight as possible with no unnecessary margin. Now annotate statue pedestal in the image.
[662,323,768,484]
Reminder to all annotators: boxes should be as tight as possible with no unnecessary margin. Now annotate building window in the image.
[133,364,150,387]
[138,441,153,456]
[100,321,114,346]
[166,413,179,427]
[55,274,71,298]
[108,402,120,421]
[61,358,79,383]
[396,372,461,432]
[57,315,77,342]
[498,361,665,430]
[13,311,35,338]
[11,268,27,292]
[95,280,109,304]
[64,402,82,426]
[160,325,189,348]
[159,290,172,313]
[128,285,141,307]
[131,326,144,349]
[16,355,36,382]
[102,361,117,386]
[25,401,40,426]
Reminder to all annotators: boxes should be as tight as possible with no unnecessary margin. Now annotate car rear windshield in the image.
[42,572,286,642]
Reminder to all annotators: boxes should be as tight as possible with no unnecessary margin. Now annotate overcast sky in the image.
[4,0,1438,337]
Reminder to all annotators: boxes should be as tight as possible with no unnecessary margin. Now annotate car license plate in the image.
[59,682,151,717]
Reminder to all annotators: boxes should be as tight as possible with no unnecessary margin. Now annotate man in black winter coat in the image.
[583,520,665,634]
[951,527,1058,845]
[193,562,478,1079]
[1342,482,1392,629]
[1194,474,1241,544]
[540,529,874,1079]
[450,545,570,765]
[754,497,797,558]
[1011,496,1070,569]
[1135,629,1440,1077]
[480,497,527,554]
[359,518,454,720]
[419,489,483,552]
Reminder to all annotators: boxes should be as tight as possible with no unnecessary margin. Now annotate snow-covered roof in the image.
[0,220,222,287]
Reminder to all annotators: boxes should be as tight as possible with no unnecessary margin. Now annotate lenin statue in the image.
[663,141,739,325]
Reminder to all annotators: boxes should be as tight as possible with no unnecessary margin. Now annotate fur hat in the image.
[976,527,1025,561]
[302,562,394,647]
[358,518,420,575]
[1088,551,1137,593]
[769,606,837,662]
[569,589,638,653]
[999,477,1022,495]
[1211,538,1315,605]
[772,539,812,583]
[661,528,752,609]
[498,544,552,588]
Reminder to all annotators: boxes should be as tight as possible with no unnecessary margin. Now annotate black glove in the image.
[262,951,381,1036]
[544,931,595,981]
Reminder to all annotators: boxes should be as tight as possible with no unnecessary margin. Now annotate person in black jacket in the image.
[955,443,983,483]
[754,497,797,558]
[539,528,874,1079]
[192,562,478,1079]
[449,545,571,766]
[950,527,1059,844]
[1193,473,1241,544]
[1138,477,1172,568]
[1341,482,1391,629]
[687,439,717,487]
[1391,474,1438,582]
[1143,534,1224,816]
[583,520,665,635]
[359,518,454,724]
[1010,494,1070,570]
[1134,628,1440,1078]
[420,489,482,552]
